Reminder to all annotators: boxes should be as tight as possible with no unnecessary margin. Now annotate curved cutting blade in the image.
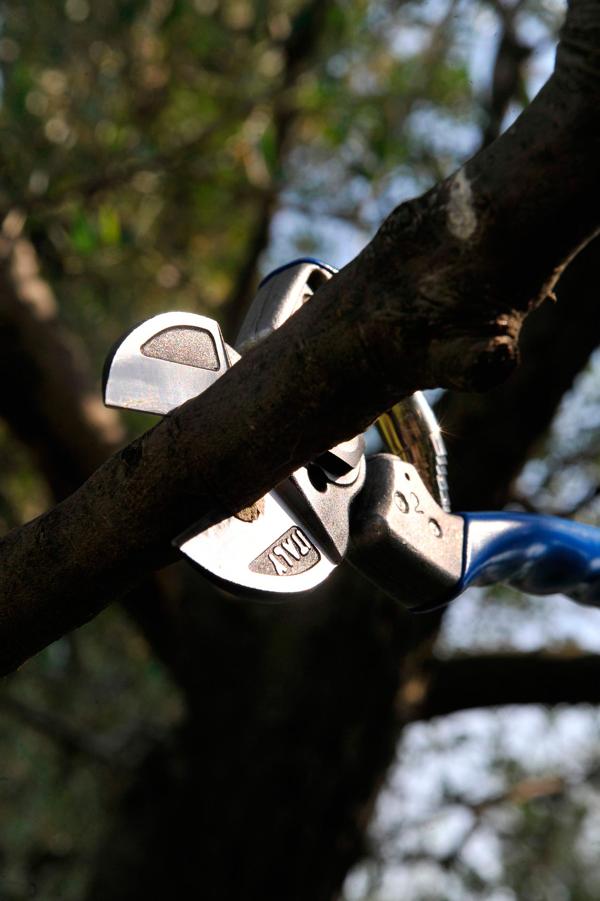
[103,312,231,415]
[174,260,366,595]
[176,490,336,596]
[102,263,365,599]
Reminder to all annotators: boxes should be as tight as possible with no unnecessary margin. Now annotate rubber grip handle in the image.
[460,512,600,606]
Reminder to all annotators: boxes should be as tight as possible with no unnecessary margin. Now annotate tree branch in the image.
[0,0,598,675]
[439,233,600,510]
[419,652,600,720]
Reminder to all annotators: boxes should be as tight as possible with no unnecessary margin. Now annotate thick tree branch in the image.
[0,1,598,676]
[439,234,600,510]
[419,652,600,719]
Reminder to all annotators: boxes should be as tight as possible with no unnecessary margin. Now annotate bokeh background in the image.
[3,1,600,899]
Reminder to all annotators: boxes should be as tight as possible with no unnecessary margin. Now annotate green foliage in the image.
[0,0,477,363]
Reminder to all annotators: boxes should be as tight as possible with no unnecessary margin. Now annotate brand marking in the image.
[250,527,320,576]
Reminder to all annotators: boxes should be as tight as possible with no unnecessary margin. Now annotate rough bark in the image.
[440,233,600,510]
[0,1,599,675]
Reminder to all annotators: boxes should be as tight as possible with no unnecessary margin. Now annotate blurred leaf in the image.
[98,204,121,245]
[69,211,97,255]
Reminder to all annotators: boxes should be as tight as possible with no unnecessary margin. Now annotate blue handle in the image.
[459,512,600,606]
[258,257,338,287]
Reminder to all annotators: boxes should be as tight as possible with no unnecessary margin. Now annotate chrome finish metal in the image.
[235,260,331,351]
[178,490,337,596]
[103,312,230,416]
[349,454,464,611]
[235,259,364,488]
[376,393,450,510]
[174,259,366,594]
[278,455,366,562]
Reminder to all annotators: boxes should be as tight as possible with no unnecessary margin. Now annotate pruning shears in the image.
[103,259,600,611]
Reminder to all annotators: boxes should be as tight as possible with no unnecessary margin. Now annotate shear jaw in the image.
[349,454,464,612]
[103,260,367,598]
[103,312,230,416]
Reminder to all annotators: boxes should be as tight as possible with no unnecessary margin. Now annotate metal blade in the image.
[176,490,336,596]
[277,453,366,561]
[234,259,367,561]
[170,259,355,596]
[315,435,365,480]
[101,261,365,600]
[235,258,335,350]
[103,312,231,415]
